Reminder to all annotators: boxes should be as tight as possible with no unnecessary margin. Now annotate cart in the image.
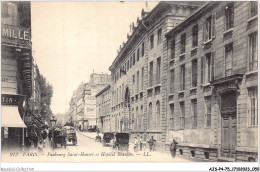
[63,126,77,145]
[102,132,114,146]
[115,133,129,152]
[49,127,66,149]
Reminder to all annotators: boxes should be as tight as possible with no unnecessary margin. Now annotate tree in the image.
[38,74,53,121]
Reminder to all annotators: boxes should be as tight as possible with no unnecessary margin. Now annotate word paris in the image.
[2,24,29,41]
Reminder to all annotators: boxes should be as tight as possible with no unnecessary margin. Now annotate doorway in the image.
[220,91,237,159]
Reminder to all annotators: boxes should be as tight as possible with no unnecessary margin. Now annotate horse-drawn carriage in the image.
[63,126,77,145]
[114,133,130,152]
[101,132,114,146]
[49,127,66,149]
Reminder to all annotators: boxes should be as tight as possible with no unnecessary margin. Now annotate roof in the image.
[95,85,111,98]
[109,1,203,71]
[165,2,218,38]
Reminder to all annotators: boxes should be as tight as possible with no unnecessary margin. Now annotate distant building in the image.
[96,85,111,133]
[68,73,111,131]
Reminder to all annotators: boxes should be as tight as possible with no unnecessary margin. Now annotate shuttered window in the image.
[191,59,198,87]
[249,33,258,71]
[170,104,174,129]
[225,44,233,76]
[248,88,258,126]
[203,13,216,42]
[225,3,234,30]
[205,96,212,127]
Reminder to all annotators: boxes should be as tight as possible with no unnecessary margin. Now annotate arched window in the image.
[140,105,143,130]
[156,101,160,129]
[135,107,138,130]
[148,103,153,129]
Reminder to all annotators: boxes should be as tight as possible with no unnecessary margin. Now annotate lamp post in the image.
[50,116,57,128]
[22,100,27,151]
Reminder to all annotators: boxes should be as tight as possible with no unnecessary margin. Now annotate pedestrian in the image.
[134,137,138,152]
[139,136,143,151]
[170,139,178,158]
[137,135,141,151]
[110,136,116,151]
[31,129,38,148]
[38,140,44,153]
[41,129,47,148]
[147,136,156,152]
[142,136,147,151]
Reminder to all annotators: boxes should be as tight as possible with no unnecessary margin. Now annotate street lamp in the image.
[22,99,27,151]
[50,116,57,127]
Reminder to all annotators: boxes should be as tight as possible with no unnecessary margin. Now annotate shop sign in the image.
[1,24,31,49]
[1,94,25,106]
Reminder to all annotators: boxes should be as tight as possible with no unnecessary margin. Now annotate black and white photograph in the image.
[1,0,259,171]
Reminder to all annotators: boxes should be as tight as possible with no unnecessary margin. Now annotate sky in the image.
[31,1,159,115]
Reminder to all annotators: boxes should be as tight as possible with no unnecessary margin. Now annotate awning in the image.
[1,106,27,128]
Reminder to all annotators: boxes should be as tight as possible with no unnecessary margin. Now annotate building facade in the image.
[108,1,203,149]
[67,73,111,131]
[165,1,258,162]
[1,1,33,150]
[96,85,111,133]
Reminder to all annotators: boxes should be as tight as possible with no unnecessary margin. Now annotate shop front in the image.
[1,94,27,150]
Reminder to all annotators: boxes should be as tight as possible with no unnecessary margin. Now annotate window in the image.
[170,39,175,59]
[139,105,143,130]
[130,56,132,68]
[149,61,153,87]
[180,102,185,129]
[249,33,258,71]
[157,28,162,44]
[191,59,198,87]
[180,65,185,90]
[119,86,121,102]
[205,96,211,127]
[192,24,198,47]
[225,44,233,76]
[116,88,118,104]
[180,33,186,54]
[191,99,197,128]
[141,67,144,90]
[170,69,175,93]
[135,107,138,130]
[137,49,140,62]
[142,42,144,57]
[137,71,139,93]
[148,103,153,129]
[170,104,174,129]
[131,109,134,129]
[133,53,135,66]
[203,14,215,42]
[127,60,129,71]
[248,88,258,126]
[156,57,161,84]
[156,101,160,129]
[122,84,124,101]
[225,3,234,30]
[201,52,215,83]
[133,74,135,94]
[150,34,154,49]
[250,1,258,17]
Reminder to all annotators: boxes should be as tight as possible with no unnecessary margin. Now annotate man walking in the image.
[170,139,178,158]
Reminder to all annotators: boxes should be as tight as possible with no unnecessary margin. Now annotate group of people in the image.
[26,127,48,152]
[134,135,156,152]
[134,136,178,158]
